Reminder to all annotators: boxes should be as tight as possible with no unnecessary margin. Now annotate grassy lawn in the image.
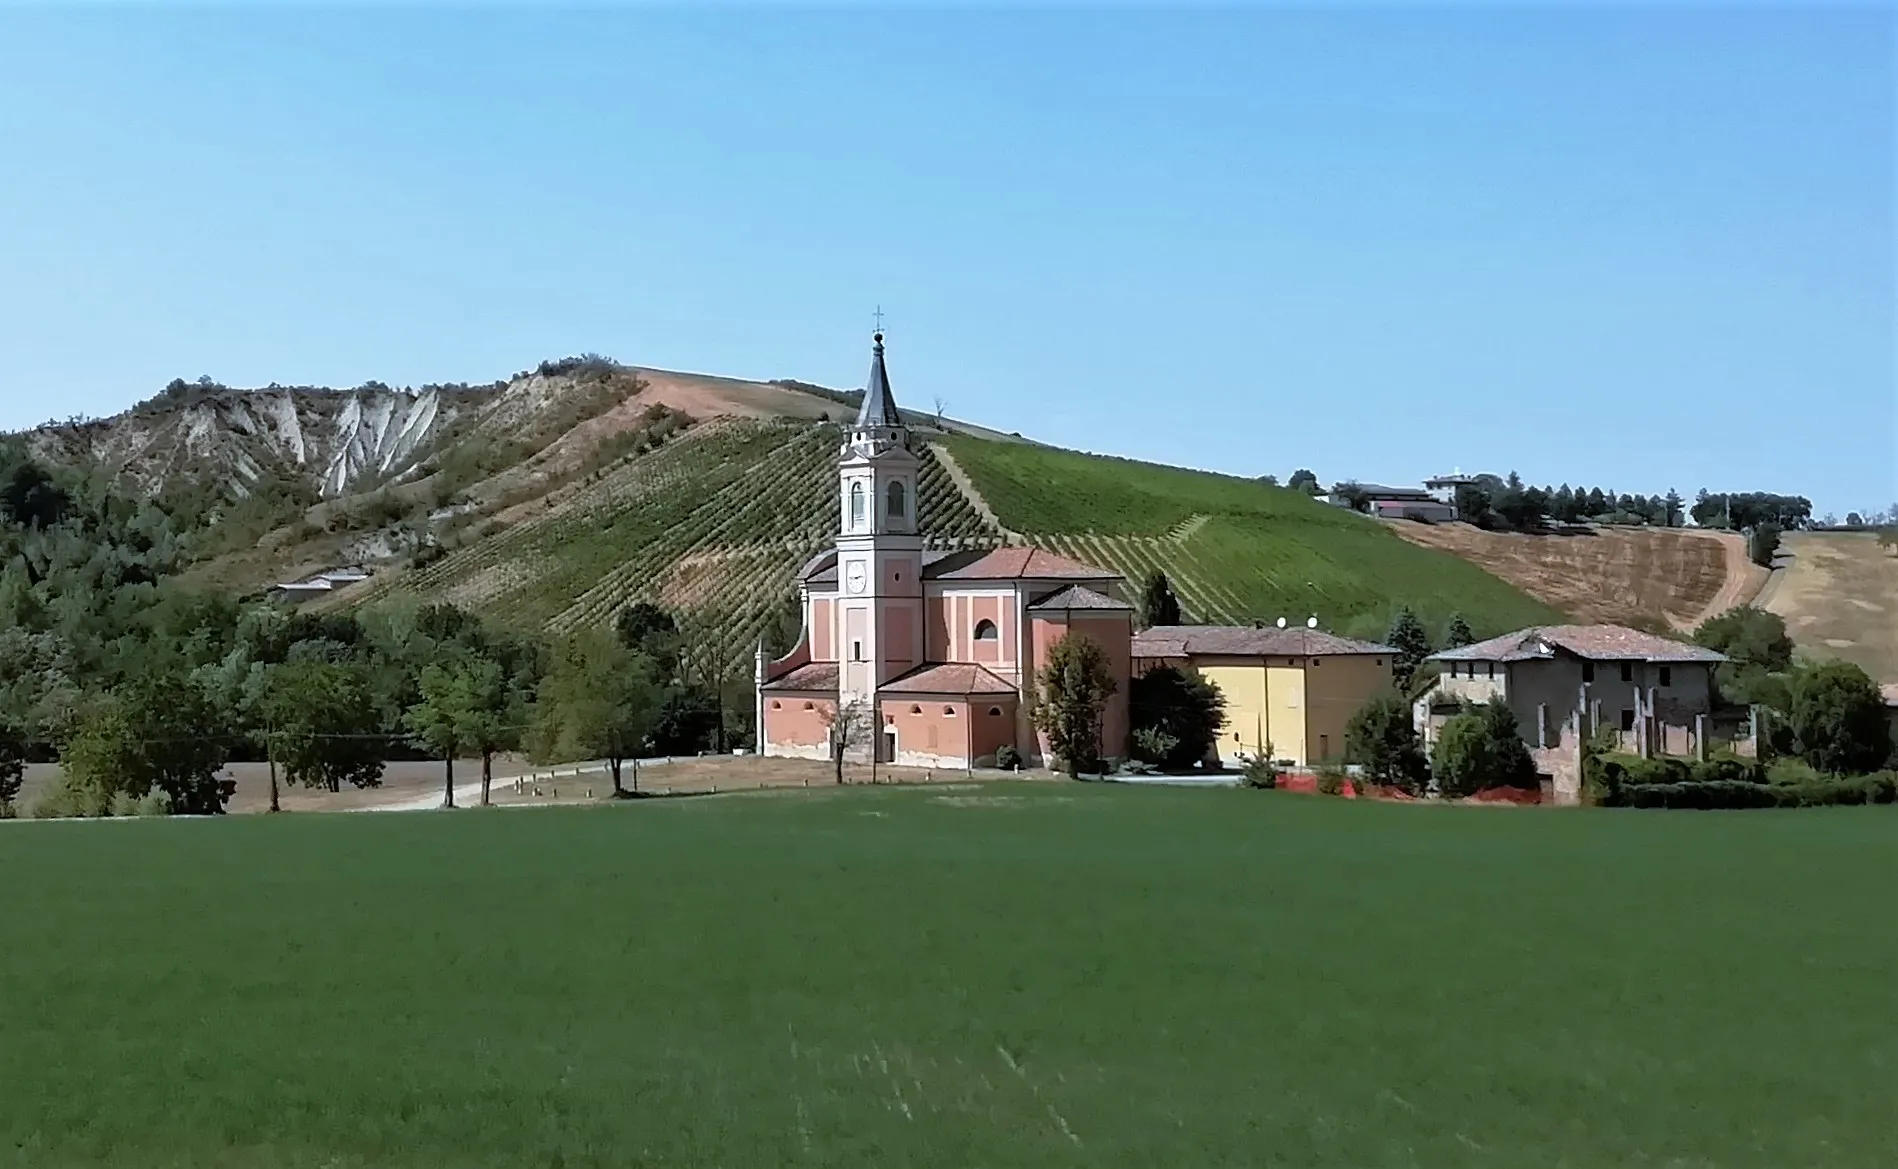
[2,784,1893,1168]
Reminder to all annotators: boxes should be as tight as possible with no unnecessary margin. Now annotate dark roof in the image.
[924,547,1118,582]
[1026,584,1134,613]
[760,662,840,692]
[1132,626,1396,658]
[879,663,1017,696]
[1346,483,1434,500]
[854,333,903,429]
[1430,625,1727,665]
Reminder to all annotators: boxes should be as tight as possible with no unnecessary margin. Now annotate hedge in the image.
[1589,753,1898,810]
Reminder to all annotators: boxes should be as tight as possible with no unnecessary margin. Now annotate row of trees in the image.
[10,593,758,818]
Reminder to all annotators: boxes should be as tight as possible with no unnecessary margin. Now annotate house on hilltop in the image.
[1413,624,1731,804]
[755,333,1134,770]
[1321,483,1458,523]
[268,566,372,606]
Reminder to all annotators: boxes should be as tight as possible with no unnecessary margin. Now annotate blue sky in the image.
[1,5,1892,516]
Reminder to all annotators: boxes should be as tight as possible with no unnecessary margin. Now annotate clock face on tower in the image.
[845,562,867,595]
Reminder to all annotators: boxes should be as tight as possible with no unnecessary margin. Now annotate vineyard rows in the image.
[350,419,1001,674]
[946,435,1563,642]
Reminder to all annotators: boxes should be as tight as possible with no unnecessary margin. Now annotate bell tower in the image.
[834,331,925,718]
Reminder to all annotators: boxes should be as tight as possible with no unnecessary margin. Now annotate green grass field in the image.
[945,437,1562,639]
[3,785,1893,1168]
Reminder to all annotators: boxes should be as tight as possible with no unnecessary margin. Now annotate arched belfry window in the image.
[887,479,907,520]
[848,481,865,528]
[973,619,999,642]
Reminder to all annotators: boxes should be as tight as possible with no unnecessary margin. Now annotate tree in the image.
[1345,693,1428,795]
[59,674,231,815]
[1129,666,1226,770]
[818,698,874,784]
[0,716,23,815]
[1788,661,1890,776]
[1329,481,1371,512]
[1443,613,1476,650]
[1663,489,1684,528]
[1845,512,1864,528]
[614,601,682,679]
[407,657,520,807]
[1138,570,1183,628]
[1030,633,1119,778]
[1286,469,1320,495]
[1386,607,1433,690]
[1748,522,1781,568]
[532,633,665,796]
[261,661,386,794]
[1692,606,1793,674]
[1259,474,1280,488]
[1430,702,1538,797]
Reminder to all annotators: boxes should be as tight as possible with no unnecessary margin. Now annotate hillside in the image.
[1759,531,1898,682]
[1390,521,1765,633]
[15,359,1570,674]
[938,438,1564,642]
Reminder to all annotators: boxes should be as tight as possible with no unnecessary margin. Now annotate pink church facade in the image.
[755,334,1133,770]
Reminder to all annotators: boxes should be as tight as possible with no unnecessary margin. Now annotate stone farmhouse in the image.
[1414,624,1730,804]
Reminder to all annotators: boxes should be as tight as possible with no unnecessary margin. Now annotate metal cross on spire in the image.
[873,305,885,336]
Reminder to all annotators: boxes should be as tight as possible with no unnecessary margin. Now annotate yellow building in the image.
[1131,625,1399,767]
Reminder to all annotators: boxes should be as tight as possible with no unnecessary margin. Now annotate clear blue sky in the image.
[1,5,1892,516]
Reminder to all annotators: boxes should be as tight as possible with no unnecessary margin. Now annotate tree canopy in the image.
[1129,666,1225,770]
[1031,633,1118,778]
[1345,693,1428,795]
[1137,571,1183,628]
[1386,607,1432,691]
[1430,702,1538,798]
[1787,661,1891,776]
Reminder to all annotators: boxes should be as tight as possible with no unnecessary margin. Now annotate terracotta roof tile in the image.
[879,663,1018,695]
[1430,625,1726,664]
[1132,626,1395,657]
[1026,584,1134,612]
[760,662,840,692]
[926,546,1118,582]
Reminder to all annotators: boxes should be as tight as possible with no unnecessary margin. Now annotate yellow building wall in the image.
[1199,658,1307,766]
[1302,654,1395,764]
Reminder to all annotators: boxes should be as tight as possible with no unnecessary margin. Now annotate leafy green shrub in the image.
[994,745,1022,771]
[1131,726,1180,765]
[1315,763,1348,796]
[32,771,111,818]
[1430,702,1538,796]
[1237,750,1280,790]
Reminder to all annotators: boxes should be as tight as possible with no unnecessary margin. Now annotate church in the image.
[755,332,1135,769]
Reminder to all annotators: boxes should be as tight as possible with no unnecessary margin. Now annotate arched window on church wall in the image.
[973,619,999,642]
[848,481,865,528]
[887,479,907,520]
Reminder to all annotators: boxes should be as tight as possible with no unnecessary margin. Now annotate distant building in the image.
[268,566,372,606]
[1321,483,1457,523]
[1414,625,1729,804]
[1423,473,1482,506]
[1132,625,1398,767]
[1882,684,1898,740]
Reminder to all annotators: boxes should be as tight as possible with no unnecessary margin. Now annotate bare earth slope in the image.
[1759,531,1898,683]
[1393,522,1765,632]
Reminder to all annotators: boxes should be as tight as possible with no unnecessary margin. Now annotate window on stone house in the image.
[1620,662,1634,683]
[887,480,907,519]
[973,619,998,641]
[1620,709,1636,732]
[1659,666,1672,687]
[1582,662,1595,683]
[1486,662,1495,679]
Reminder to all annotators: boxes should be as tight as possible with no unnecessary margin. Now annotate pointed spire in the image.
[855,332,903,429]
